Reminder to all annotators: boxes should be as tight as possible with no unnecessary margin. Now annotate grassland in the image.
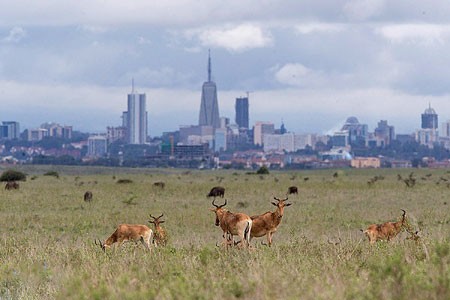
[0,165,449,299]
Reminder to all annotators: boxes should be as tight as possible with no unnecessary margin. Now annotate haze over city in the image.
[1,1,450,136]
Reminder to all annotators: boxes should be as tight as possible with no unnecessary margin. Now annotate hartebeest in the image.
[210,199,252,248]
[5,181,19,190]
[95,224,153,251]
[250,197,292,246]
[287,186,298,195]
[149,213,167,247]
[362,209,412,244]
[83,191,93,202]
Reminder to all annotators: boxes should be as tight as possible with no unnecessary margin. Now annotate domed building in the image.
[340,116,368,147]
[417,104,439,148]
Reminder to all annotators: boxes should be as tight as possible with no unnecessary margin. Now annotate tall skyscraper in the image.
[199,50,220,129]
[127,80,148,144]
[235,97,249,129]
[421,104,438,129]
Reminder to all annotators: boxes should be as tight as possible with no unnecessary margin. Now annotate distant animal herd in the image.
[3,174,421,251]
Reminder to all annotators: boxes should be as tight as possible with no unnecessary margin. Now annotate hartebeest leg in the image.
[268,232,273,247]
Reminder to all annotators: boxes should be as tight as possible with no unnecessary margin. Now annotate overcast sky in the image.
[1,0,450,136]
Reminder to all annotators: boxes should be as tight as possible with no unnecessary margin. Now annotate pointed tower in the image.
[199,50,220,128]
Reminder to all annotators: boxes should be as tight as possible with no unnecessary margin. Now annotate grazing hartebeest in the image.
[207,186,225,199]
[287,186,298,195]
[250,197,292,246]
[5,181,19,190]
[95,224,153,251]
[149,213,167,247]
[83,191,93,202]
[362,209,412,244]
[210,199,252,248]
[153,181,165,189]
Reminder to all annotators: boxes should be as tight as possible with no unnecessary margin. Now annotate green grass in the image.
[0,166,449,299]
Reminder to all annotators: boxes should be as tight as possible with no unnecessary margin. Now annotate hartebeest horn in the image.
[212,198,227,208]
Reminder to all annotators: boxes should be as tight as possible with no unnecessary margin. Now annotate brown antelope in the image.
[210,199,252,248]
[5,181,19,190]
[95,224,153,251]
[207,186,225,199]
[83,191,93,202]
[149,213,167,247]
[362,209,411,244]
[250,197,292,246]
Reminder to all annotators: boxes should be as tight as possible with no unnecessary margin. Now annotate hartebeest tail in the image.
[250,197,292,246]
[210,199,252,248]
[362,209,411,244]
[95,224,153,251]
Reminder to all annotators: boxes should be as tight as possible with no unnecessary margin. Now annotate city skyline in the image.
[1,1,450,136]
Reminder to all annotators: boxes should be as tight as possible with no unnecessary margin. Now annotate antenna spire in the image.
[132,78,135,93]
[208,49,211,82]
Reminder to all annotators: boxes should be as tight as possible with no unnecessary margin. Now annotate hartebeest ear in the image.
[285,203,292,207]
[271,202,277,206]
[159,220,165,224]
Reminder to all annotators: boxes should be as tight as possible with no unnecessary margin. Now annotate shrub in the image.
[256,166,270,175]
[43,171,60,178]
[0,170,27,182]
[117,179,133,184]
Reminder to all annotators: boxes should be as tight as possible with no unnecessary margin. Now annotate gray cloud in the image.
[1,1,450,136]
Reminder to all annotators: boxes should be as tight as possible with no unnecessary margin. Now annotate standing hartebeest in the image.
[210,199,252,248]
[287,186,298,195]
[84,191,93,202]
[5,181,19,190]
[153,181,165,189]
[149,213,167,247]
[250,197,292,246]
[95,224,153,251]
[361,209,414,244]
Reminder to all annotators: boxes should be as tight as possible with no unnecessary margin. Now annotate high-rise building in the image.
[0,121,20,140]
[417,104,439,148]
[421,104,438,129]
[199,50,220,129]
[374,120,395,147]
[235,97,249,129]
[127,80,148,144]
[253,121,275,146]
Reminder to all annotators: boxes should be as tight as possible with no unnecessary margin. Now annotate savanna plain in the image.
[0,165,449,300]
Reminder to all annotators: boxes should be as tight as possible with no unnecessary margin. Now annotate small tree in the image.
[256,166,270,175]
[0,170,27,182]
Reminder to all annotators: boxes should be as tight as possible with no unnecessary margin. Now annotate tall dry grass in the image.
[0,166,449,299]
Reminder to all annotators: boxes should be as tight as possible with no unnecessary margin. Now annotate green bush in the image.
[0,170,27,182]
[256,166,270,174]
[117,179,133,184]
[43,171,60,178]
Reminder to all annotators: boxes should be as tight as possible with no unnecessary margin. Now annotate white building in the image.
[127,81,148,144]
[87,135,107,158]
[253,121,275,146]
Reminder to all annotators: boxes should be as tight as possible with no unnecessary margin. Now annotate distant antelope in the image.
[287,186,298,195]
[250,197,292,246]
[95,224,153,251]
[207,186,225,199]
[83,191,93,202]
[362,209,411,244]
[5,181,19,190]
[153,181,165,189]
[149,213,167,246]
[210,199,252,248]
